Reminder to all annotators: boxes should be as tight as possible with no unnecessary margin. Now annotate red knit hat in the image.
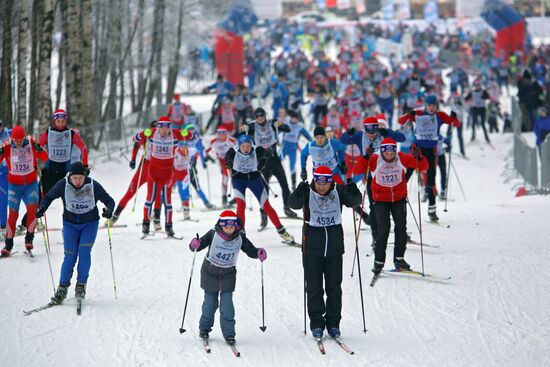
[218,210,238,227]
[11,125,26,140]
[380,138,397,153]
[173,93,180,101]
[157,116,171,127]
[53,109,68,120]
[313,166,334,183]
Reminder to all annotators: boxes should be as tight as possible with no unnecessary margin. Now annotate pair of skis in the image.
[23,298,84,316]
[315,336,354,355]
[370,268,452,287]
[201,339,240,357]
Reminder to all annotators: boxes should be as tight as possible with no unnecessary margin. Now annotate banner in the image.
[423,0,439,23]
[396,0,411,20]
[382,0,395,20]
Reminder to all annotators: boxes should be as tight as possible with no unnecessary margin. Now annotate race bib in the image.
[65,178,95,214]
[375,156,403,188]
[308,189,342,228]
[233,149,258,173]
[415,114,438,142]
[10,143,34,176]
[206,232,242,268]
[151,129,175,159]
[48,129,72,162]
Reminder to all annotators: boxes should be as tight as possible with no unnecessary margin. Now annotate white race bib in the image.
[65,178,95,214]
[310,142,337,170]
[232,149,258,173]
[415,114,438,142]
[374,156,404,188]
[151,129,175,160]
[206,232,242,268]
[47,129,72,162]
[254,123,276,148]
[308,188,342,227]
[10,143,34,175]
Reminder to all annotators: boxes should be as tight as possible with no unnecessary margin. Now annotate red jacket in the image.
[133,128,186,169]
[398,109,460,128]
[0,137,49,185]
[354,152,428,203]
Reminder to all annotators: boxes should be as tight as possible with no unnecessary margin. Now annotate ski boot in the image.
[277,227,296,245]
[1,238,14,257]
[15,224,26,236]
[428,205,439,222]
[199,330,210,340]
[439,189,447,201]
[25,233,34,252]
[50,284,69,305]
[225,336,236,346]
[284,206,298,218]
[183,207,190,221]
[311,328,324,339]
[142,220,150,235]
[75,282,87,299]
[372,261,384,275]
[259,210,268,230]
[222,195,228,208]
[165,223,176,238]
[153,209,162,231]
[327,327,341,338]
[393,258,411,271]
[205,202,215,210]
[290,172,297,192]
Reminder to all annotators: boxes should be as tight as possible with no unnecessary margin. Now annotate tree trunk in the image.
[55,40,63,110]
[135,0,145,112]
[145,0,165,108]
[63,0,82,125]
[92,3,109,121]
[0,0,14,124]
[79,0,93,126]
[101,0,121,122]
[17,0,30,125]
[165,0,185,104]
[37,0,54,129]
[28,0,42,132]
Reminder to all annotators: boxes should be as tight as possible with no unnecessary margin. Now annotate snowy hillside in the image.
[1,132,549,367]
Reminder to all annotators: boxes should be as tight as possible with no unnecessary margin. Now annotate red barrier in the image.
[214,29,244,86]
[495,21,525,58]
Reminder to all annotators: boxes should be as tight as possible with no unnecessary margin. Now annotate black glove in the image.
[83,165,90,176]
[296,181,309,195]
[102,207,112,219]
[35,207,45,219]
[339,163,347,175]
[409,109,416,117]
[411,146,423,160]
[129,160,136,170]
[347,127,356,136]
[33,141,44,153]
[202,161,208,169]
[0,146,4,155]
[300,169,308,181]
[364,146,374,159]
[450,111,457,119]
[379,128,389,137]
[206,155,215,163]
[344,181,358,193]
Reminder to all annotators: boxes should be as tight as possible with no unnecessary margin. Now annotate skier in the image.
[261,76,288,119]
[465,80,491,143]
[397,94,460,222]
[189,210,267,346]
[364,138,428,275]
[280,110,312,191]
[436,134,451,200]
[170,142,193,220]
[109,121,156,225]
[321,105,347,138]
[133,116,185,237]
[217,98,238,136]
[203,75,236,132]
[184,124,216,210]
[240,107,298,222]
[0,126,48,256]
[167,93,187,129]
[205,126,237,207]
[36,162,115,305]
[224,134,295,244]
[288,166,362,338]
[0,120,10,238]
[300,126,346,184]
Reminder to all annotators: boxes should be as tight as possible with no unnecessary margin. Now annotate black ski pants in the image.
[421,147,437,207]
[470,107,490,142]
[374,198,407,264]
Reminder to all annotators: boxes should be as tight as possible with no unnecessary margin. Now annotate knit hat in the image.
[173,93,180,101]
[216,126,228,134]
[313,166,334,183]
[363,116,379,132]
[69,162,88,177]
[313,126,325,137]
[53,109,68,120]
[237,134,252,146]
[425,95,437,105]
[11,125,25,140]
[254,107,266,117]
[218,210,238,227]
[380,138,397,153]
[157,115,171,127]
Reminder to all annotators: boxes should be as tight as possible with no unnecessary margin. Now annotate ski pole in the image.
[415,165,425,276]
[351,196,368,333]
[350,179,368,277]
[259,261,267,332]
[179,234,199,334]
[406,198,420,232]
[106,220,118,299]
[301,181,308,335]
[444,123,454,212]
[260,174,278,198]
[39,218,56,293]
[131,143,147,213]
[206,164,211,199]
[451,161,467,202]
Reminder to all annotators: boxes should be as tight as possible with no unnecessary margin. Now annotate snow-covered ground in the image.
[2,130,549,366]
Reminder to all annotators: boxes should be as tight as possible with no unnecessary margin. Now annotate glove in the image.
[257,248,267,262]
[189,237,201,251]
[129,160,136,170]
[409,109,416,117]
[273,119,283,128]
[102,207,112,219]
[0,146,4,155]
[240,124,250,133]
[202,161,207,169]
[347,127,356,136]
[144,128,152,137]
[33,141,44,153]
[450,111,457,119]
[411,146,423,160]
[300,169,308,181]
[296,181,309,194]
[206,155,215,163]
[35,207,45,219]
[339,163,347,175]
[379,128,389,138]
[181,129,189,137]
[364,146,374,159]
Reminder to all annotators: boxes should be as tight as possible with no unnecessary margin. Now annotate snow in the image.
[2,131,550,366]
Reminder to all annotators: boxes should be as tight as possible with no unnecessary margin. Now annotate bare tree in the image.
[145,0,165,108]
[28,0,42,131]
[17,0,30,125]
[165,0,185,104]
[79,0,93,126]
[37,0,54,129]
[0,0,14,124]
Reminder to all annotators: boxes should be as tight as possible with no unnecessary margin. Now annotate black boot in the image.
[199,330,210,340]
[260,209,268,229]
[372,261,384,275]
[142,221,150,235]
[284,206,298,218]
[51,284,69,305]
[225,335,236,346]
[153,209,162,231]
[394,258,411,271]
[75,283,87,299]
[1,238,14,257]
[165,223,176,237]
[25,232,34,251]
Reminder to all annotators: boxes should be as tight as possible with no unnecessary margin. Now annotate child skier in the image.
[189,210,267,346]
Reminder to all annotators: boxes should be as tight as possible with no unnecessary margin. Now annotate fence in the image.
[82,104,212,161]
[510,96,550,193]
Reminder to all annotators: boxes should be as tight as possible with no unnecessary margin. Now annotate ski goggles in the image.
[380,144,397,153]
[313,173,334,183]
[216,129,228,135]
[53,112,68,120]
[157,122,171,128]
[364,125,378,133]
[255,111,266,118]
[218,217,238,227]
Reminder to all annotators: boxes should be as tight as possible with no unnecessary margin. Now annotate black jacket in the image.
[288,182,361,257]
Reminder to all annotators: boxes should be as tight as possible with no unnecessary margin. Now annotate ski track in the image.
[2,121,550,365]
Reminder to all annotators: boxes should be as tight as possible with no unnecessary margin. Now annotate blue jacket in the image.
[340,128,406,153]
[39,176,115,224]
[300,138,346,169]
[534,116,550,146]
